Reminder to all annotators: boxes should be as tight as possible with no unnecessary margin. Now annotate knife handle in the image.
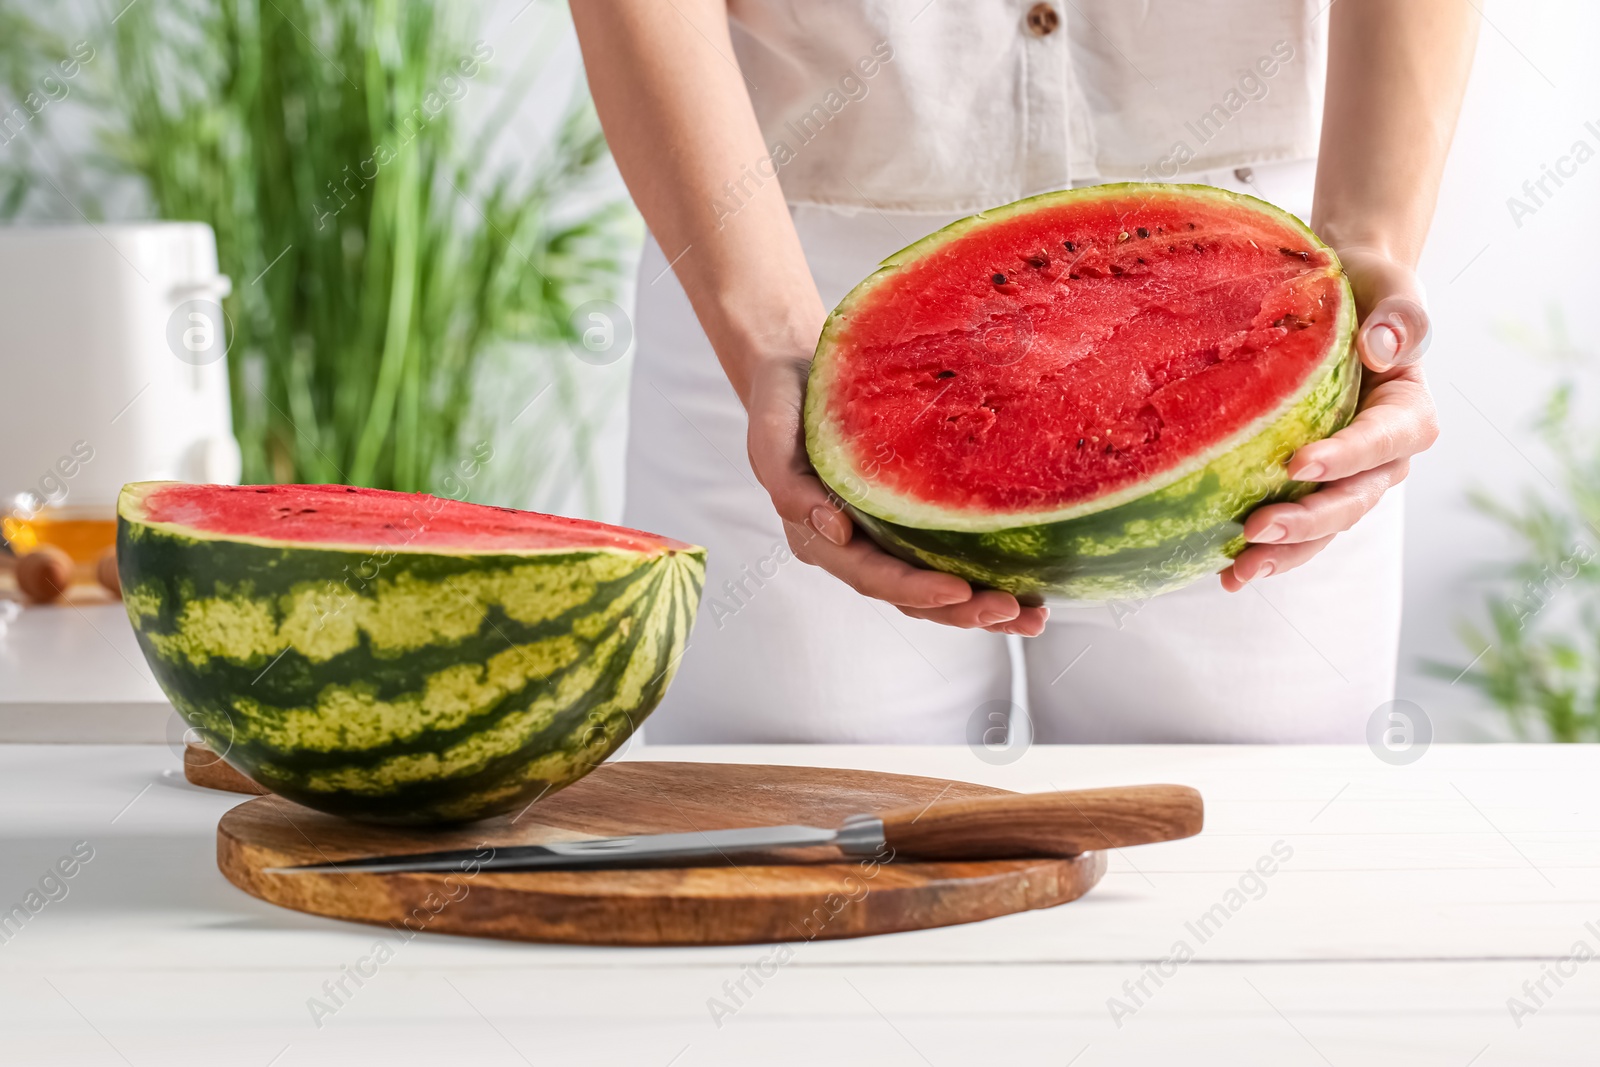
[872,784,1203,861]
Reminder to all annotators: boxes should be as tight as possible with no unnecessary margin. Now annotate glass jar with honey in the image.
[3,500,117,567]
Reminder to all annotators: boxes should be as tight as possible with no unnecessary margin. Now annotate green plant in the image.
[0,0,632,506]
[0,8,105,217]
[1428,310,1600,741]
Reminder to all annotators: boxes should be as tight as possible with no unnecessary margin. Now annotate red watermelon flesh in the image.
[134,482,689,555]
[821,188,1345,516]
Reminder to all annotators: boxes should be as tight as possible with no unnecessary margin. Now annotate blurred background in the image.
[0,0,1596,744]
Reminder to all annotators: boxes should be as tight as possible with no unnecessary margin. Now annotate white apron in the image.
[623,2,1402,743]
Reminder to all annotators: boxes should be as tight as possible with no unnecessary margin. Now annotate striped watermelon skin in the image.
[117,486,704,825]
[805,183,1360,604]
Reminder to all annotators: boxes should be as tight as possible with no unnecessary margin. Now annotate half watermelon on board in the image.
[805,183,1359,603]
[117,482,704,824]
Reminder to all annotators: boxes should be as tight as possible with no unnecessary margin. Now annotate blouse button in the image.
[1026,3,1060,36]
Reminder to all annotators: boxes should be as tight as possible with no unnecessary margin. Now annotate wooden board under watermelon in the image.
[217,761,1109,945]
[184,740,269,795]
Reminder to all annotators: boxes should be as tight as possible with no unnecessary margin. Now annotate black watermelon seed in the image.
[1076,438,1085,448]
[1193,243,1204,252]
[1187,222,1196,230]
[1026,254,1048,268]
[1279,246,1310,260]
[1063,240,1076,252]
[1110,264,1125,275]
[1136,227,1150,239]
[1137,257,1146,264]
[992,273,1007,285]
[935,370,955,379]
[1068,272,1080,280]
[1104,443,1115,454]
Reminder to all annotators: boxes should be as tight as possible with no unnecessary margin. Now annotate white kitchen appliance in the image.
[0,222,241,516]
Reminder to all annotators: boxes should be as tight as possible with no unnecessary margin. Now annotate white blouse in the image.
[726,0,1327,214]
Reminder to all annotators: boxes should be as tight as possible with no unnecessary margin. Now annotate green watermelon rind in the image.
[803,183,1360,603]
[117,483,705,825]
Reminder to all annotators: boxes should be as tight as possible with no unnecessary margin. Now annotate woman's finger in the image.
[1245,459,1410,545]
[1358,296,1431,373]
[763,460,852,547]
[898,594,1049,634]
[1221,534,1339,591]
[983,606,1050,636]
[1289,374,1437,482]
[783,518,974,609]
[1334,247,1431,374]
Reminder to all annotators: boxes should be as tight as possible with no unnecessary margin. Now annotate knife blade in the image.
[265,820,878,875]
[265,782,1203,875]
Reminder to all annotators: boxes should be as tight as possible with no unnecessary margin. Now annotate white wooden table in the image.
[0,602,171,741]
[0,742,1595,1065]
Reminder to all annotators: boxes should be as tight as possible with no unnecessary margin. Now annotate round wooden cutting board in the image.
[217,761,1107,946]
[184,741,269,795]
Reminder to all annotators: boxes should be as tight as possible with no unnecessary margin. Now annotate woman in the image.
[572,1,1478,743]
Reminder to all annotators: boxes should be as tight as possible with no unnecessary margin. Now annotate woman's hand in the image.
[573,1,1046,637]
[1224,0,1478,590]
[1222,247,1439,591]
[746,355,1050,636]
[573,4,1044,636]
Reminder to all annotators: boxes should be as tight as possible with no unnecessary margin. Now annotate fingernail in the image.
[810,505,848,546]
[1296,463,1325,481]
[1254,523,1287,543]
[977,609,1015,625]
[1256,561,1275,579]
[1370,322,1401,360]
[932,590,968,606]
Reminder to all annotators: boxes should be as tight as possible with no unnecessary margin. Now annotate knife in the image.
[265,783,1203,875]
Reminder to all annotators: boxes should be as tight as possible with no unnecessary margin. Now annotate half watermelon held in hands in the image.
[805,183,1359,603]
[117,482,704,824]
